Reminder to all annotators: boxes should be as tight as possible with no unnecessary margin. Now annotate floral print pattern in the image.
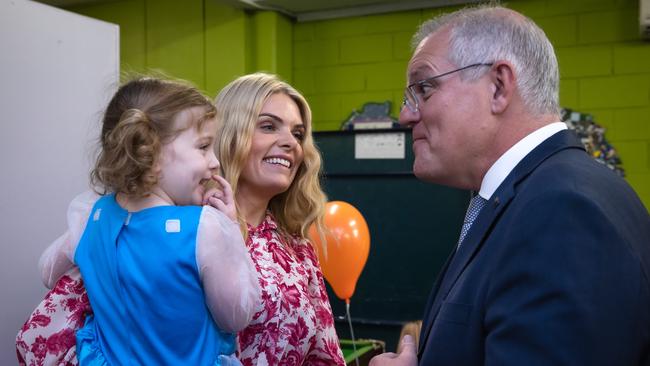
[238,213,345,365]
[16,267,91,366]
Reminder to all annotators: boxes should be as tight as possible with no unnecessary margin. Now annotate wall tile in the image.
[365,61,409,91]
[611,141,649,173]
[293,68,314,95]
[205,2,248,95]
[625,172,650,209]
[294,22,313,41]
[560,78,579,108]
[340,34,393,64]
[614,44,650,74]
[313,10,420,40]
[313,65,366,93]
[308,94,342,122]
[394,32,414,60]
[537,15,579,47]
[614,108,650,140]
[544,0,618,16]
[505,0,548,17]
[146,0,205,88]
[556,45,613,78]
[579,8,639,44]
[579,75,650,108]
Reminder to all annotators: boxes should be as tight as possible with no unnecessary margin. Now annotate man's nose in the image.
[399,104,420,127]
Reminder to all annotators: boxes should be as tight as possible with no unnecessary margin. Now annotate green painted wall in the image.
[251,11,293,80]
[65,0,650,206]
[518,0,649,209]
[67,0,292,96]
[293,11,423,131]
[205,2,250,93]
[294,0,650,208]
[146,0,205,87]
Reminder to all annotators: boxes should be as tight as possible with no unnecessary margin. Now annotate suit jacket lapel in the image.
[418,247,456,355]
[417,191,510,357]
[417,130,585,358]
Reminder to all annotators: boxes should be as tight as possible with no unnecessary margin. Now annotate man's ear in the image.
[489,61,516,114]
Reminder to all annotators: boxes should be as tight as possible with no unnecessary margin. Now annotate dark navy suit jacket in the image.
[418,130,650,365]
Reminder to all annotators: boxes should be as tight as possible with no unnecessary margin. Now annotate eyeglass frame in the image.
[402,62,494,113]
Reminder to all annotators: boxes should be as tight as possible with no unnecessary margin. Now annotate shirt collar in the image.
[479,122,568,200]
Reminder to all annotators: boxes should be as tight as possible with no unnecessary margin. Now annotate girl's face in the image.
[238,93,305,200]
[156,107,219,206]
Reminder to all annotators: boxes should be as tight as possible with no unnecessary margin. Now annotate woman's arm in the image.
[197,206,261,333]
[38,190,99,288]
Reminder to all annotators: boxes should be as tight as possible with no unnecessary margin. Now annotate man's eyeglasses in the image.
[402,63,493,114]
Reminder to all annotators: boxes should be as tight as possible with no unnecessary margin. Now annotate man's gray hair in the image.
[412,5,560,116]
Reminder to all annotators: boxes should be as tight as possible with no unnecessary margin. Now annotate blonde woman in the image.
[215,73,345,365]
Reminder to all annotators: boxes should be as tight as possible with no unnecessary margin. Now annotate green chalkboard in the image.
[314,129,469,351]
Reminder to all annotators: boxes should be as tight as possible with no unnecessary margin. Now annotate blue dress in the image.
[74,194,236,365]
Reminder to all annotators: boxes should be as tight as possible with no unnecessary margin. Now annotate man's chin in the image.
[413,165,449,186]
[413,161,436,182]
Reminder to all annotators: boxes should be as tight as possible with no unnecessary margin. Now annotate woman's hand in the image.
[202,174,237,222]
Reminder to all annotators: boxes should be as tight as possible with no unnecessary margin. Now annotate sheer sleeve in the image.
[38,190,99,288]
[196,206,261,333]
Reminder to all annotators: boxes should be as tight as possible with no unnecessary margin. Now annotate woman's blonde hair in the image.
[91,77,216,197]
[215,73,327,240]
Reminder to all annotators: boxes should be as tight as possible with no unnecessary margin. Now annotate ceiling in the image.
[223,0,482,21]
[38,0,482,22]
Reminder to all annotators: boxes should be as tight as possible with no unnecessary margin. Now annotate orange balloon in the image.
[309,201,370,302]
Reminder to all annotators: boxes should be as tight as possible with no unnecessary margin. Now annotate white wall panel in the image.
[0,0,118,362]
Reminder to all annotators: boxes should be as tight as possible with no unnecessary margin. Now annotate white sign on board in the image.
[354,132,405,159]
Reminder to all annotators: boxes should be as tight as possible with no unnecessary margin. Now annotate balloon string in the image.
[346,300,360,366]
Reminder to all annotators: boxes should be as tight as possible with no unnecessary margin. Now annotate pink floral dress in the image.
[239,213,345,366]
[16,267,91,366]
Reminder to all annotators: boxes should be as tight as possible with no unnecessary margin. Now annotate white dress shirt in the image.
[478,122,568,200]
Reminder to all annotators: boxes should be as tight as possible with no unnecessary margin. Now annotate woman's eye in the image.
[199,144,209,151]
[293,131,305,141]
[260,123,274,131]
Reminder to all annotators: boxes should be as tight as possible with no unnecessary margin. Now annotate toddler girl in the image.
[36,77,260,365]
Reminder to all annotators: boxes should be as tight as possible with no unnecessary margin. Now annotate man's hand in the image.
[369,335,418,366]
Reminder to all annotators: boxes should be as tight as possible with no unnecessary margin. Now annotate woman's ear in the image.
[489,61,516,115]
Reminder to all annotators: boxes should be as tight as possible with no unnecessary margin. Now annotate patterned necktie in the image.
[457,194,488,248]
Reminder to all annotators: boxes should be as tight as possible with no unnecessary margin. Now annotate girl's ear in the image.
[489,61,516,115]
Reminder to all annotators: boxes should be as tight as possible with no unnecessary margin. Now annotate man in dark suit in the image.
[371,4,650,366]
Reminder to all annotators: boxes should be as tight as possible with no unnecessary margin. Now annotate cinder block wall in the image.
[66,0,650,207]
[68,0,292,96]
[293,11,421,131]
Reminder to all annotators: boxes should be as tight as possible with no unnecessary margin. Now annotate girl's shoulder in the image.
[66,190,103,238]
[200,205,237,223]
[198,205,241,236]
